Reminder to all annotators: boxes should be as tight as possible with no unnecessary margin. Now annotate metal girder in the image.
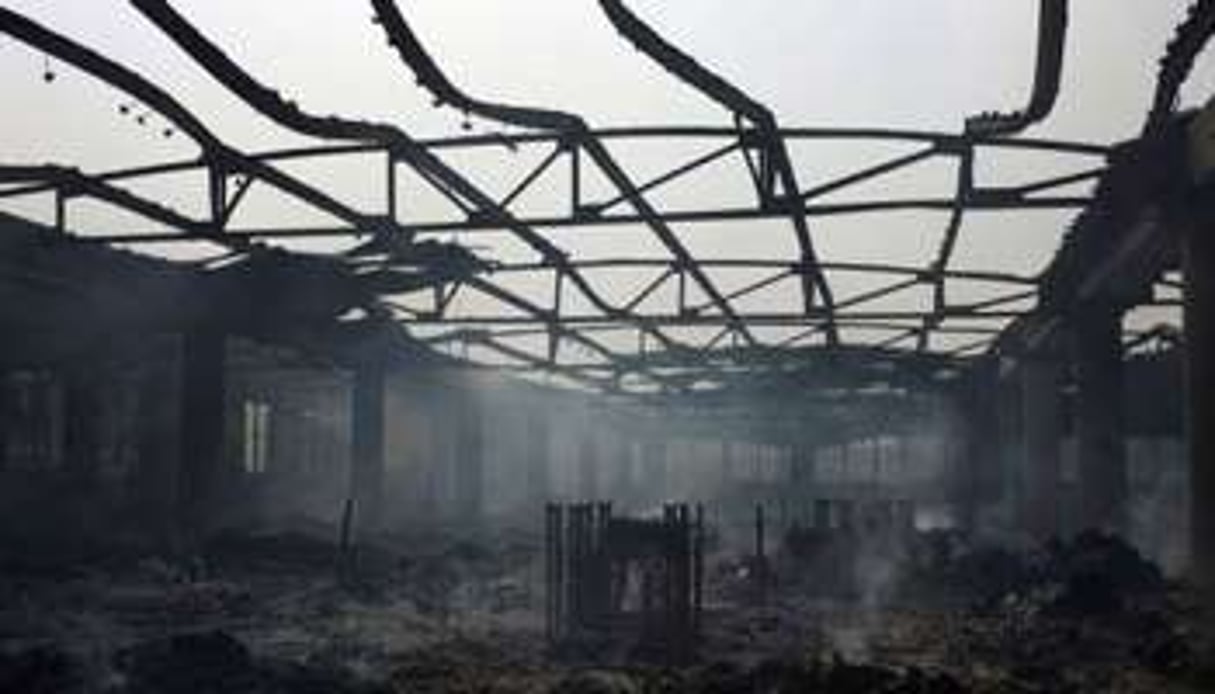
[370,0,755,349]
[965,0,1069,137]
[0,2,1150,397]
[598,0,836,340]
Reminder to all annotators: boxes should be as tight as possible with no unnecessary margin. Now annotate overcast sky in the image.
[0,1,1206,359]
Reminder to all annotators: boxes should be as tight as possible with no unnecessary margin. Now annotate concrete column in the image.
[179,328,226,539]
[0,373,9,472]
[720,439,735,487]
[1073,305,1127,534]
[609,430,634,504]
[350,362,386,532]
[1185,195,1215,598]
[62,369,101,480]
[453,392,484,523]
[790,440,815,489]
[957,360,999,533]
[577,435,598,501]
[136,354,175,531]
[1020,359,1064,540]
[526,411,551,506]
[996,371,1025,526]
[643,438,668,503]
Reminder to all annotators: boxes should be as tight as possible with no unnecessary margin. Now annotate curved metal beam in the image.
[0,7,395,243]
[1145,0,1215,134]
[129,0,639,342]
[0,129,1109,203]
[598,0,838,341]
[965,0,1069,137]
[370,0,756,348]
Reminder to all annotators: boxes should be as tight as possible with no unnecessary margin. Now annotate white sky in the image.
[0,1,1206,362]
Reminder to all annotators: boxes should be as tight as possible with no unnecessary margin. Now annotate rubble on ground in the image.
[2,524,1213,693]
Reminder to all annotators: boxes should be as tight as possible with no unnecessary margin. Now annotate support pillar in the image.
[350,362,386,533]
[179,328,226,540]
[577,435,598,501]
[958,359,1000,533]
[790,440,815,489]
[526,411,552,506]
[996,371,1025,527]
[720,439,735,487]
[1020,359,1063,540]
[62,369,101,480]
[453,392,484,523]
[609,429,634,504]
[643,438,668,504]
[1073,305,1127,534]
[0,373,9,472]
[1185,191,1215,599]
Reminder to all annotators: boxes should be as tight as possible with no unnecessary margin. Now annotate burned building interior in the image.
[2,0,1215,692]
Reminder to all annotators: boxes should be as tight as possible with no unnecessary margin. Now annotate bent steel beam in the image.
[1146,0,1215,135]
[129,0,626,343]
[370,0,755,348]
[0,7,394,246]
[965,0,1069,137]
[598,0,837,342]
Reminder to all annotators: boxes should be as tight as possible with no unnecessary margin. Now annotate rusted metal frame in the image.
[799,145,940,202]
[878,328,923,350]
[588,140,741,215]
[220,173,256,228]
[0,164,211,236]
[735,117,767,199]
[924,147,976,350]
[434,281,462,317]
[609,342,967,373]
[0,128,1110,204]
[366,0,690,354]
[208,163,226,230]
[462,276,616,362]
[0,166,59,184]
[1010,166,1106,196]
[1144,0,1215,135]
[54,187,66,232]
[623,266,677,313]
[131,0,630,347]
[381,298,422,318]
[423,322,668,342]
[573,137,760,347]
[834,276,924,312]
[549,269,565,362]
[461,332,611,390]
[41,189,1096,243]
[961,289,1038,313]
[688,269,793,313]
[462,276,674,387]
[385,152,398,221]
[0,7,399,250]
[410,161,475,216]
[775,324,829,348]
[440,127,1108,155]
[569,144,584,220]
[81,192,1093,243]
[492,257,1038,286]
[944,336,997,357]
[598,0,837,338]
[1123,325,1181,352]
[703,325,735,352]
[498,144,564,210]
[402,308,1026,326]
[43,165,214,236]
[965,0,1069,137]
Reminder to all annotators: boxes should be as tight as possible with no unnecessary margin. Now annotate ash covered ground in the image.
[2,521,1214,694]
